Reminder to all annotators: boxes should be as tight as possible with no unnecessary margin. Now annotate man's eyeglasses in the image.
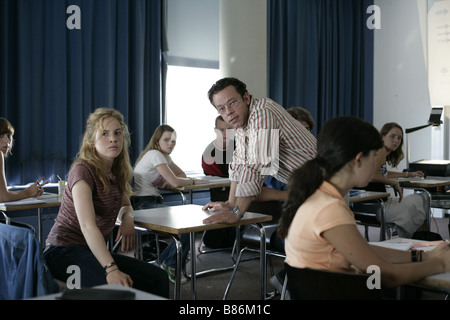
[217,99,242,114]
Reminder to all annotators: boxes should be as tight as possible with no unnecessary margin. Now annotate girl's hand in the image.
[105,268,133,287]
[26,177,48,197]
[116,214,136,253]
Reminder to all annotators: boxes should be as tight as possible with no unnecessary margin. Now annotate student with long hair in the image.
[278,116,450,292]
[365,122,428,238]
[44,108,168,297]
[0,118,46,202]
[133,124,207,283]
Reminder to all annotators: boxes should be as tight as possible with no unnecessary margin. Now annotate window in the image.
[166,65,220,173]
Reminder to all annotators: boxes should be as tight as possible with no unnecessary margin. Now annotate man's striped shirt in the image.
[229,97,317,197]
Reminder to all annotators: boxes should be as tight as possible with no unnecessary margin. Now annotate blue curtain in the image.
[0,0,166,185]
[267,0,374,136]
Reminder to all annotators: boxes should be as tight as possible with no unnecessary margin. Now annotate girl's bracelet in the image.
[103,261,117,272]
[105,267,119,276]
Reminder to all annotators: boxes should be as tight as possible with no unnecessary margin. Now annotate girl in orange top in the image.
[278,116,450,289]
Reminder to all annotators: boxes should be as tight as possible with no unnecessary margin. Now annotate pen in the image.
[36,179,42,188]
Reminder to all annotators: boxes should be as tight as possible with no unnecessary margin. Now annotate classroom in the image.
[1,0,450,305]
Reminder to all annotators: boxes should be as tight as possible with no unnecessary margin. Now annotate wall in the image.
[219,0,267,98]
[373,0,444,170]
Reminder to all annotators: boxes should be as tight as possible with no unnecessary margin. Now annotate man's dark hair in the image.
[208,77,249,106]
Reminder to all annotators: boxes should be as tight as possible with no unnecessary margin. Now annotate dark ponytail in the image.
[277,116,383,239]
[278,159,325,238]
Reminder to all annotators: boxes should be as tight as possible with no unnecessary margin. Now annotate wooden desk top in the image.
[0,193,61,211]
[134,204,272,235]
[396,177,450,188]
[416,271,450,290]
[166,176,231,191]
[348,191,390,203]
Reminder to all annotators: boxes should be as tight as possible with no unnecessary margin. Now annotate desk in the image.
[133,204,272,300]
[375,238,450,295]
[396,177,450,189]
[396,177,450,233]
[0,193,61,245]
[32,283,167,300]
[349,191,390,203]
[166,175,231,204]
[349,191,391,241]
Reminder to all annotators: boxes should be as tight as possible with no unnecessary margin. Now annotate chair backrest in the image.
[351,201,381,223]
[0,218,36,233]
[285,263,382,300]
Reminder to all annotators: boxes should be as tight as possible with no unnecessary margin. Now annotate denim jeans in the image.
[132,198,190,269]
[43,245,169,298]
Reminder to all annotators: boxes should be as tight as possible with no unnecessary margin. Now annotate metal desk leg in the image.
[190,232,196,300]
[258,223,267,300]
[37,208,43,246]
[174,235,182,300]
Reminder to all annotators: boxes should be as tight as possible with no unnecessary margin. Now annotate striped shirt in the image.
[46,161,123,247]
[229,97,317,197]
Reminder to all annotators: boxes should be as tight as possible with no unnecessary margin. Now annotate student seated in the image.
[133,124,207,283]
[44,108,169,298]
[365,122,428,238]
[278,116,450,296]
[0,118,47,202]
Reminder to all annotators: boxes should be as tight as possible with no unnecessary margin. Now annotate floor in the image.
[159,217,449,300]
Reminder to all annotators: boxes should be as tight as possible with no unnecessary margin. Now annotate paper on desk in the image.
[370,240,443,251]
[370,241,414,251]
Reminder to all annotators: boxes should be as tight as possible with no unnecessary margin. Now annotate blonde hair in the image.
[72,108,133,196]
[134,124,175,166]
[0,118,14,158]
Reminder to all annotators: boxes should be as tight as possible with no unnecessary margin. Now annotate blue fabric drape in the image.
[0,0,165,185]
[267,0,374,136]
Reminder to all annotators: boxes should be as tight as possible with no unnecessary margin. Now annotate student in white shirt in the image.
[133,124,207,283]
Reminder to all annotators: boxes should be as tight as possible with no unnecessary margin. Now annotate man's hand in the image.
[203,210,241,225]
[202,201,233,212]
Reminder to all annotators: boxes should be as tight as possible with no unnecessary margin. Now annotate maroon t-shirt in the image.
[46,161,123,247]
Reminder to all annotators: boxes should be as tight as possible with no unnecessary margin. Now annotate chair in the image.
[350,199,395,241]
[222,221,285,300]
[0,219,59,299]
[284,263,382,300]
[351,188,432,241]
[222,200,286,300]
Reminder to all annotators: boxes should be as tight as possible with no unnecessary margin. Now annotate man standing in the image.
[203,77,317,224]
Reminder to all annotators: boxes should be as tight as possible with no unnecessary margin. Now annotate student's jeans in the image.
[43,245,169,298]
[132,197,190,269]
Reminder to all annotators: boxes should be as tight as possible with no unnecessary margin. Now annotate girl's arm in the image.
[0,153,44,202]
[156,162,208,188]
[116,194,135,253]
[323,224,449,288]
[369,148,403,200]
[72,180,133,287]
